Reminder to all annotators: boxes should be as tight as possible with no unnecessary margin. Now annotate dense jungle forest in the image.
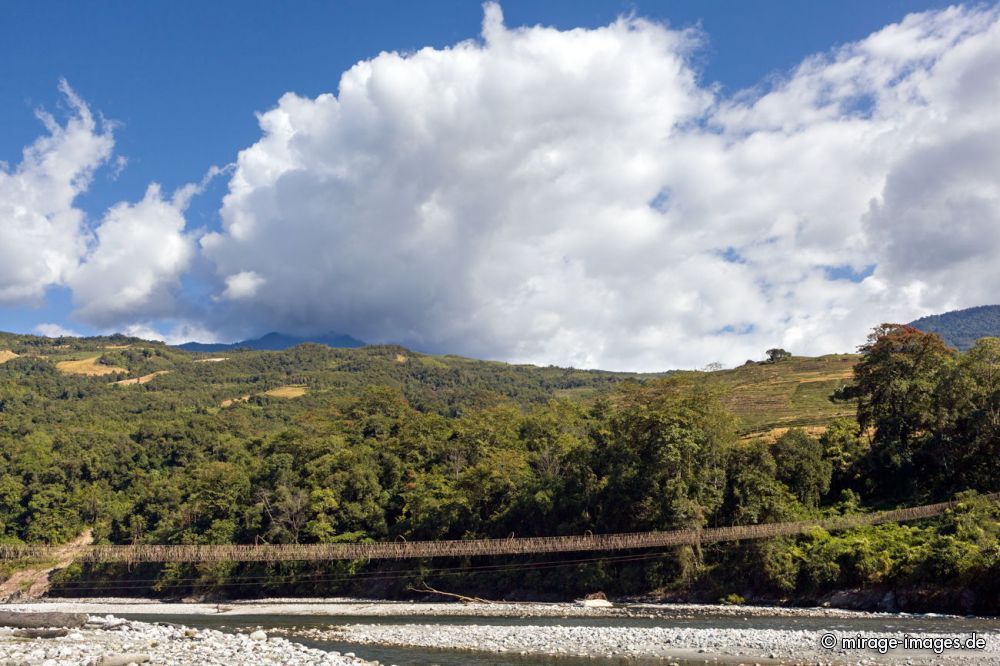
[0,325,997,613]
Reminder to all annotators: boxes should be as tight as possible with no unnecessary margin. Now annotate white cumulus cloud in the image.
[196,3,1000,369]
[221,271,265,300]
[0,80,113,304]
[34,323,82,338]
[119,321,221,346]
[67,183,196,327]
[0,84,222,335]
[201,3,713,366]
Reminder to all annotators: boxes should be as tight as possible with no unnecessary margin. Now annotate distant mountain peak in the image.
[176,331,365,353]
[908,305,1000,350]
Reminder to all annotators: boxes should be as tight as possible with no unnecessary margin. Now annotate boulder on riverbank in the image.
[577,598,613,608]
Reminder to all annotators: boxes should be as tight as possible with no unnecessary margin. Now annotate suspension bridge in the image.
[1,494,993,565]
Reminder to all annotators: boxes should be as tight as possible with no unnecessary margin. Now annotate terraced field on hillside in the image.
[682,354,859,435]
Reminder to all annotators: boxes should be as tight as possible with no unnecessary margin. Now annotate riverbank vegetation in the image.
[0,327,997,612]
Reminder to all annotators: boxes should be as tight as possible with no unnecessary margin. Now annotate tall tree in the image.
[835,324,955,499]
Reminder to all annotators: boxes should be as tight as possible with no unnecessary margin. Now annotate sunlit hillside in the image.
[0,332,858,436]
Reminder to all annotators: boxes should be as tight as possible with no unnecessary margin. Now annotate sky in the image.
[2,1,999,371]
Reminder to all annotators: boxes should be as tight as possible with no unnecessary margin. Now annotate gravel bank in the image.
[4,600,997,664]
[0,615,376,666]
[305,623,1000,664]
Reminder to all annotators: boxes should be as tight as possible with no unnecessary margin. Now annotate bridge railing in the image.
[0,494,994,564]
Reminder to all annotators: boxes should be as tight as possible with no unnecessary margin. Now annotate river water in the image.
[120,609,1000,665]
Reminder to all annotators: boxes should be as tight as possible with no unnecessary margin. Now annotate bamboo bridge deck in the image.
[1,494,994,565]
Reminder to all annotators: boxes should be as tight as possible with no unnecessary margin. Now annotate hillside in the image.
[0,331,854,433]
[1,328,997,611]
[909,304,1000,350]
[690,354,858,435]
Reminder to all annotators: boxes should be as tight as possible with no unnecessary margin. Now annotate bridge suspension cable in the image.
[1,494,994,565]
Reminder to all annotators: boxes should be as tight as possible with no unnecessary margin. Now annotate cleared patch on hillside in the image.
[221,385,308,407]
[220,395,251,408]
[264,385,308,398]
[113,371,171,386]
[0,351,18,364]
[417,355,449,369]
[55,356,127,376]
[194,357,228,363]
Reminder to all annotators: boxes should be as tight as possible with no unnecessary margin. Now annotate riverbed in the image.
[2,599,998,664]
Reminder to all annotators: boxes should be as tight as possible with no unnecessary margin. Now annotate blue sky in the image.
[2,1,999,369]
[2,0,956,206]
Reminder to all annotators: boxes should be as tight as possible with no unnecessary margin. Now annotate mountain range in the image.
[908,304,1000,350]
[175,331,365,353]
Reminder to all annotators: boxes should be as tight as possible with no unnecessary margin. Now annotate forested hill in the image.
[1,328,998,612]
[0,331,648,413]
[909,304,1000,350]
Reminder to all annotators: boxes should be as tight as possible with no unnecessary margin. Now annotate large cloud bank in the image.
[4,4,1000,369]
